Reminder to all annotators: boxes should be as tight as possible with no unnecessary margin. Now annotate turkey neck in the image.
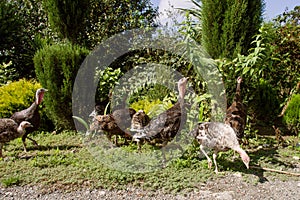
[17,125,26,135]
[178,79,187,105]
[36,91,45,105]
[234,81,241,102]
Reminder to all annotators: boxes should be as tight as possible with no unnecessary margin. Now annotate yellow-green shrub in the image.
[130,98,173,119]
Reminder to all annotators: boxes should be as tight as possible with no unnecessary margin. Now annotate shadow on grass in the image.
[216,141,297,183]
[17,144,82,160]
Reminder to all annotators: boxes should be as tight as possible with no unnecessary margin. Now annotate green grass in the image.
[0,131,299,193]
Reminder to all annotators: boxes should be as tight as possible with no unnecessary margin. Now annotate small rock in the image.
[257,146,263,150]
[215,191,234,200]
[99,190,106,196]
[297,182,300,187]
[263,144,270,148]
[233,172,242,178]
[293,156,299,160]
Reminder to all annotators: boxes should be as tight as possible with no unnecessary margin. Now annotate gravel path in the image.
[1,173,299,200]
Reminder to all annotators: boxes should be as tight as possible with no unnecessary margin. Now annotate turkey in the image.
[89,108,136,146]
[89,104,104,118]
[189,122,250,173]
[0,119,32,157]
[130,110,150,132]
[224,76,247,144]
[10,88,48,152]
[133,77,189,154]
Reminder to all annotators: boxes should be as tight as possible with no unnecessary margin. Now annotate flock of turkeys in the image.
[0,88,47,157]
[89,76,250,173]
[0,77,250,173]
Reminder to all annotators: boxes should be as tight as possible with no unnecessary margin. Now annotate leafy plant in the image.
[0,61,16,86]
[0,0,50,80]
[283,94,300,135]
[95,67,123,104]
[130,98,174,119]
[1,176,21,187]
[34,41,90,131]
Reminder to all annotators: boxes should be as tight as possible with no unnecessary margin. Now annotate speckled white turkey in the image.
[189,122,250,173]
[0,119,32,157]
[10,88,47,151]
[224,77,247,144]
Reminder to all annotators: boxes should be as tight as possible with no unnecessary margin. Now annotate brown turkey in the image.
[10,88,47,152]
[132,77,189,156]
[89,108,136,146]
[189,122,250,173]
[224,76,247,144]
[130,110,150,132]
[0,119,32,157]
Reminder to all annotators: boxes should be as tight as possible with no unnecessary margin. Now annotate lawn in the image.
[0,130,299,194]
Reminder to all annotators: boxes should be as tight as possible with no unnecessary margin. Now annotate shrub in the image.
[95,67,123,104]
[130,98,173,119]
[0,79,53,131]
[250,78,280,121]
[34,41,90,131]
[283,94,300,135]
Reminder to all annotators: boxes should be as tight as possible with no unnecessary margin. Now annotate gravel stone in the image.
[0,175,299,200]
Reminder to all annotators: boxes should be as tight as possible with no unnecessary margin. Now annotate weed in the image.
[1,176,21,187]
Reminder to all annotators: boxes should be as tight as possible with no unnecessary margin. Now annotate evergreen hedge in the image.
[283,94,300,135]
[34,42,90,131]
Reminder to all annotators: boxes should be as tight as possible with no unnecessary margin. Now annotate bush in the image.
[0,79,53,131]
[95,67,123,104]
[250,78,280,121]
[130,98,174,119]
[34,41,90,131]
[283,94,300,135]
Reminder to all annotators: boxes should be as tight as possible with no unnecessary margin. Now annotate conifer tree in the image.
[201,0,264,59]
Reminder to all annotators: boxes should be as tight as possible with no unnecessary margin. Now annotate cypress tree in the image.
[201,0,264,59]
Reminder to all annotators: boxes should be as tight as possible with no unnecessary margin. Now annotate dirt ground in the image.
[1,172,299,200]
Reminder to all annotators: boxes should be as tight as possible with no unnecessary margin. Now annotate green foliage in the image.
[0,79,52,130]
[129,84,174,104]
[218,10,300,121]
[250,78,280,120]
[200,0,264,59]
[85,0,158,48]
[283,94,300,135]
[0,0,50,80]
[34,41,90,131]
[95,67,123,104]
[1,176,20,187]
[43,0,157,48]
[43,0,90,45]
[130,98,174,119]
[0,61,17,86]
[0,79,41,118]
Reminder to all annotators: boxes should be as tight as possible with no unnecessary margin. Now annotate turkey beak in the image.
[27,124,33,128]
[89,110,96,117]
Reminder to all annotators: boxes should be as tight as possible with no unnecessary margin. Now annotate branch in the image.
[250,165,300,177]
